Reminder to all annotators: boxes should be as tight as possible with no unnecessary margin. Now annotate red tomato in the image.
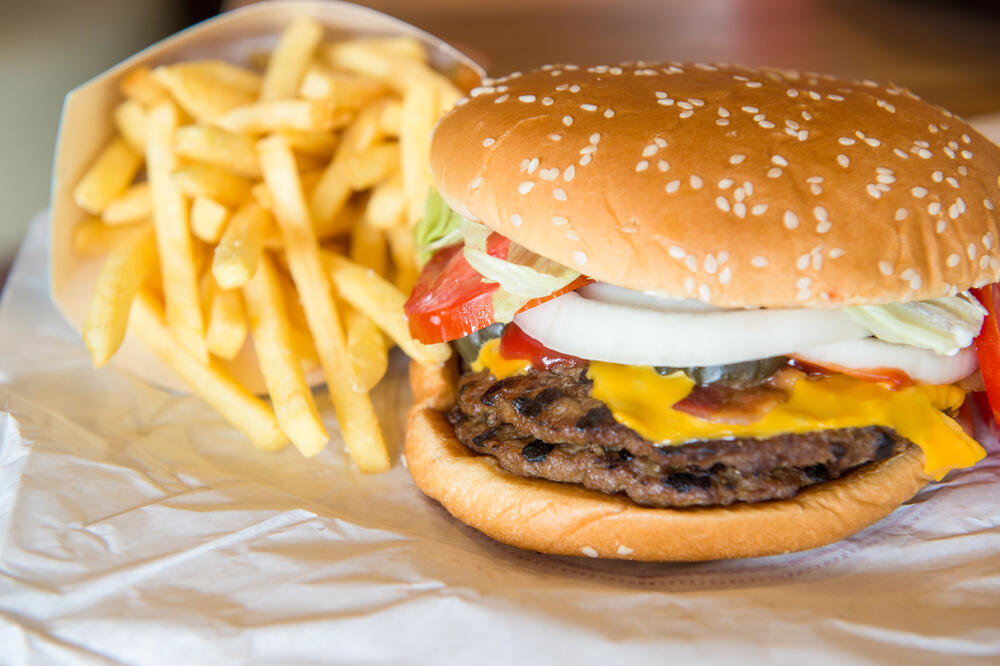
[499,323,584,370]
[970,284,1000,427]
[787,357,914,390]
[404,236,591,344]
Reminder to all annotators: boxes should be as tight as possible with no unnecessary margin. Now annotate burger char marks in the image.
[449,366,912,507]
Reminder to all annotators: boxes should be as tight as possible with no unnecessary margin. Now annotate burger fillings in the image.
[402,62,1000,561]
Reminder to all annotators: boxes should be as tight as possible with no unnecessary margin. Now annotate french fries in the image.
[243,253,328,456]
[258,134,389,472]
[70,19,472,471]
[83,226,157,366]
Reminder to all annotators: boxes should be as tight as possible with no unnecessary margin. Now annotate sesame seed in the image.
[937,220,947,233]
[928,201,942,215]
[580,103,597,111]
[510,213,522,226]
[566,230,580,241]
[655,91,668,99]
[969,243,978,260]
[518,95,536,103]
[704,255,718,273]
[734,202,747,218]
[658,160,670,172]
[893,148,908,159]
[658,98,675,106]
[718,107,730,117]
[574,250,588,265]
[494,94,509,104]
[866,184,882,199]
[539,168,559,181]
[604,109,615,118]
[617,545,634,556]
[482,137,495,147]
[787,89,799,97]
[985,198,995,211]
[950,202,962,219]
[751,256,768,267]
[562,115,574,126]
[962,150,974,159]
[717,119,730,126]
[879,261,894,276]
[666,180,680,193]
[685,255,698,271]
[751,203,768,216]
[784,210,799,229]
[654,137,668,147]
[734,187,746,202]
[542,97,554,106]
[668,245,686,259]
[553,188,568,201]
[932,171,944,182]
[528,158,539,174]
[817,220,832,233]
[552,216,567,226]
[729,154,747,165]
[635,160,650,173]
[470,176,483,190]
[814,206,829,222]
[678,101,693,110]
[564,165,575,182]
[962,133,972,144]
[579,154,592,166]
[642,144,658,157]
[742,105,759,114]
[796,254,810,270]
[518,181,534,194]
[839,137,856,146]
[830,248,845,258]
[699,284,712,301]
[917,149,933,159]
[746,81,763,88]
[679,110,694,119]
[767,167,783,178]
[716,196,731,212]
[569,84,581,93]
[690,175,703,189]
[759,120,775,128]
[771,155,789,166]
[912,187,928,198]
[718,178,734,189]
[581,546,598,558]
[590,133,601,144]
[895,208,908,221]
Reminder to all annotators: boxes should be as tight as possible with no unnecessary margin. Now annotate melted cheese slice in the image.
[473,339,985,480]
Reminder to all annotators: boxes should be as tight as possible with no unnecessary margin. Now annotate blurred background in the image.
[3,0,1000,288]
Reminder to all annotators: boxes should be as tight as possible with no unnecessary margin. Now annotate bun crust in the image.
[430,63,1000,307]
[404,361,931,561]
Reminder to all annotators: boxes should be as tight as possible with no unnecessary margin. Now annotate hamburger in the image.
[401,62,1000,561]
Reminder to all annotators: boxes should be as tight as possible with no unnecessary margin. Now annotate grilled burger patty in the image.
[447,365,913,507]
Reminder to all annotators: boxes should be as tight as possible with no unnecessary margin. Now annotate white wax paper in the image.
[4,135,1000,665]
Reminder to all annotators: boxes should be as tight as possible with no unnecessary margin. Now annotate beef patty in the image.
[447,365,912,507]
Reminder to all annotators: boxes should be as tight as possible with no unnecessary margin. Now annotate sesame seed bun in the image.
[405,360,930,561]
[430,63,1000,307]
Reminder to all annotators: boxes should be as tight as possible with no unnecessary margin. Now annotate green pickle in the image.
[655,357,788,386]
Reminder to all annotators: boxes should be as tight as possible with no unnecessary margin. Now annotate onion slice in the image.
[793,338,978,385]
[513,291,871,366]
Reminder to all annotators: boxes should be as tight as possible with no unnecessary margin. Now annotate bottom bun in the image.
[404,360,932,561]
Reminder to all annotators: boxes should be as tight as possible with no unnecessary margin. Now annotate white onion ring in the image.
[793,338,978,385]
[513,290,871,366]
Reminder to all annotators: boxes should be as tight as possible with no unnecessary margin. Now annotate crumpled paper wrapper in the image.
[4,61,1000,666]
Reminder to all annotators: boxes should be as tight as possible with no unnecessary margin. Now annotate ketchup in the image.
[499,323,584,371]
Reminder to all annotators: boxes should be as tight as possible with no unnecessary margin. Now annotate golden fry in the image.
[119,66,168,106]
[173,164,252,207]
[257,134,389,472]
[202,275,247,360]
[190,196,230,243]
[83,226,158,366]
[344,305,389,392]
[73,137,143,215]
[277,128,338,160]
[153,60,260,121]
[350,218,388,277]
[364,172,406,229]
[343,141,399,190]
[324,252,450,366]
[212,201,269,290]
[214,99,351,134]
[298,65,387,108]
[73,218,151,256]
[173,125,261,179]
[101,182,152,225]
[260,16,324,101]
[387,224,419,294]
[113,100,148,153]
[400,82,437,225]
[243,254,329,456]
[146,101,206,362]
[130,289,287,451]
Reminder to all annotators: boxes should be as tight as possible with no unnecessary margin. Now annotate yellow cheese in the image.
[472,341,985,480]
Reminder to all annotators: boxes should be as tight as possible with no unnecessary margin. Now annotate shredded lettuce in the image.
[847,292,986,355]
[414,189,466,266]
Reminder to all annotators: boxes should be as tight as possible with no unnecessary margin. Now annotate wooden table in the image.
[353,0,1000,118]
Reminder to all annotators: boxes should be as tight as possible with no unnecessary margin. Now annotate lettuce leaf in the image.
[414,189,466,266]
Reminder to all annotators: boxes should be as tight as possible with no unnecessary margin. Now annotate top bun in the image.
[430,63,1000,307]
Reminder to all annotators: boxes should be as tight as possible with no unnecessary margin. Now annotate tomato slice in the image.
[787,357,914,390]
[404,236,590,344]
[970,284,1000,426]
[499,323,584,370]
